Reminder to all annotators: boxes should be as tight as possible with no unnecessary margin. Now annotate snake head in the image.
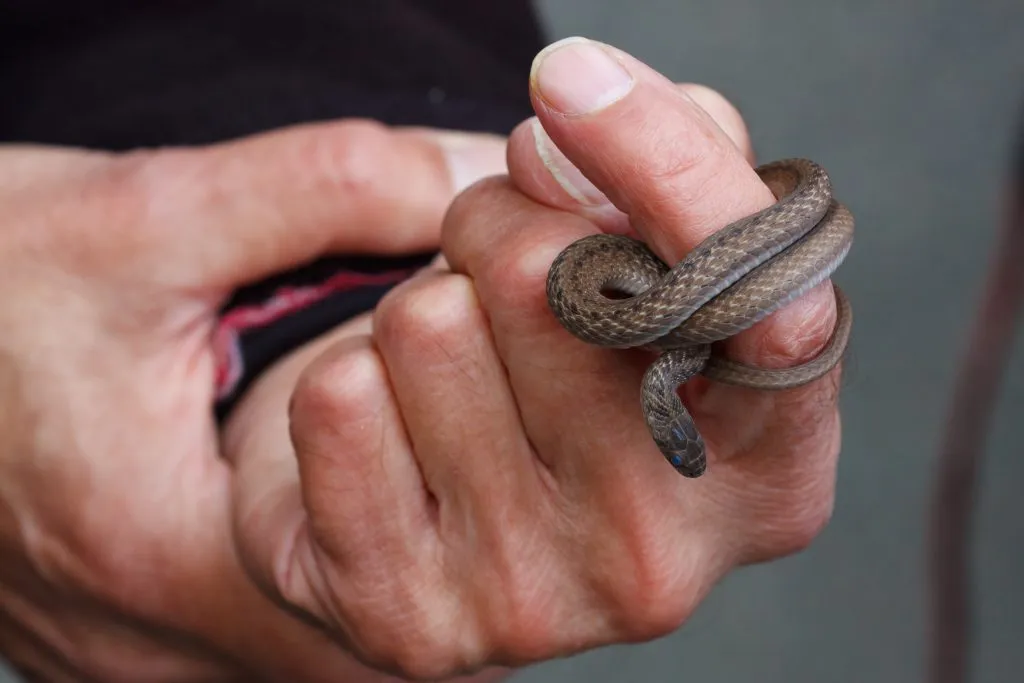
[653,418,706,478]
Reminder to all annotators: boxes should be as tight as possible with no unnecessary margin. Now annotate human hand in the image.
[0,121,508,681]
[224,38,844,680]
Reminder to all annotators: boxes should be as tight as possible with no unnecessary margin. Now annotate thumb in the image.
[515,37,839,369]
[144,119,508,291]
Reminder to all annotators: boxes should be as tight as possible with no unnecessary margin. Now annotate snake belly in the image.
[545,158,854,477]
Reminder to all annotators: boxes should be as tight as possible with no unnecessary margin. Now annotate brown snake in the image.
[545,158,854,476]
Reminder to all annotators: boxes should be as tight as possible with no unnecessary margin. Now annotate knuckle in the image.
[308,119,395,197]
[765,481,837,558]
[589,522,700,640]
[469,550,550,656]
[446,174,510,218]
[488,581,561,662]
[292,342,383,430]
[374,273,481,357]
[387,642,465,681]
[484,223,571,316]
[610,561,695,640]
[498,233,557,294]
[356,612,476,680]
[174,118,398,220]
[440,175,519,267]
[741,435,840,562]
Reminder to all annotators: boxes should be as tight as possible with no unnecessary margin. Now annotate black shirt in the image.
[0,0,544,145]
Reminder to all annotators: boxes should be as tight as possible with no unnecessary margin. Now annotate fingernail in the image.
[531,118,609,206]
[531,37,635,116]
[434,132,508,192]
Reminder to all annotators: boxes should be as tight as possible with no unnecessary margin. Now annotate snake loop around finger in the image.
[545,158,854,477]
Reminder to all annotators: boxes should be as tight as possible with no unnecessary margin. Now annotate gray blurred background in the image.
[3,1,1022,682]
[510,1,1024,682]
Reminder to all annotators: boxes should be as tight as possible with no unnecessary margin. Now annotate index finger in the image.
[129,121,508,291]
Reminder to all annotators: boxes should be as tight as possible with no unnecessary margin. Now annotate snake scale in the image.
[545,158,854,477]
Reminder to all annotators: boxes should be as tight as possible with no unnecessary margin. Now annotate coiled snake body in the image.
[545,158,854,476]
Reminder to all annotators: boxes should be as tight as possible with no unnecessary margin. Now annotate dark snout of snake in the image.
[545,158,854,477]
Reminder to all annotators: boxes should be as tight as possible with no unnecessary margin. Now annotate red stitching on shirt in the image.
[213,268,414,397]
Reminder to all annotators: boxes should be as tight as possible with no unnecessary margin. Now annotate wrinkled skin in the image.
[0,38,843,682]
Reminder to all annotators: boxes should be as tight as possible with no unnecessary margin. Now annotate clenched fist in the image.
[225,38,845,679]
